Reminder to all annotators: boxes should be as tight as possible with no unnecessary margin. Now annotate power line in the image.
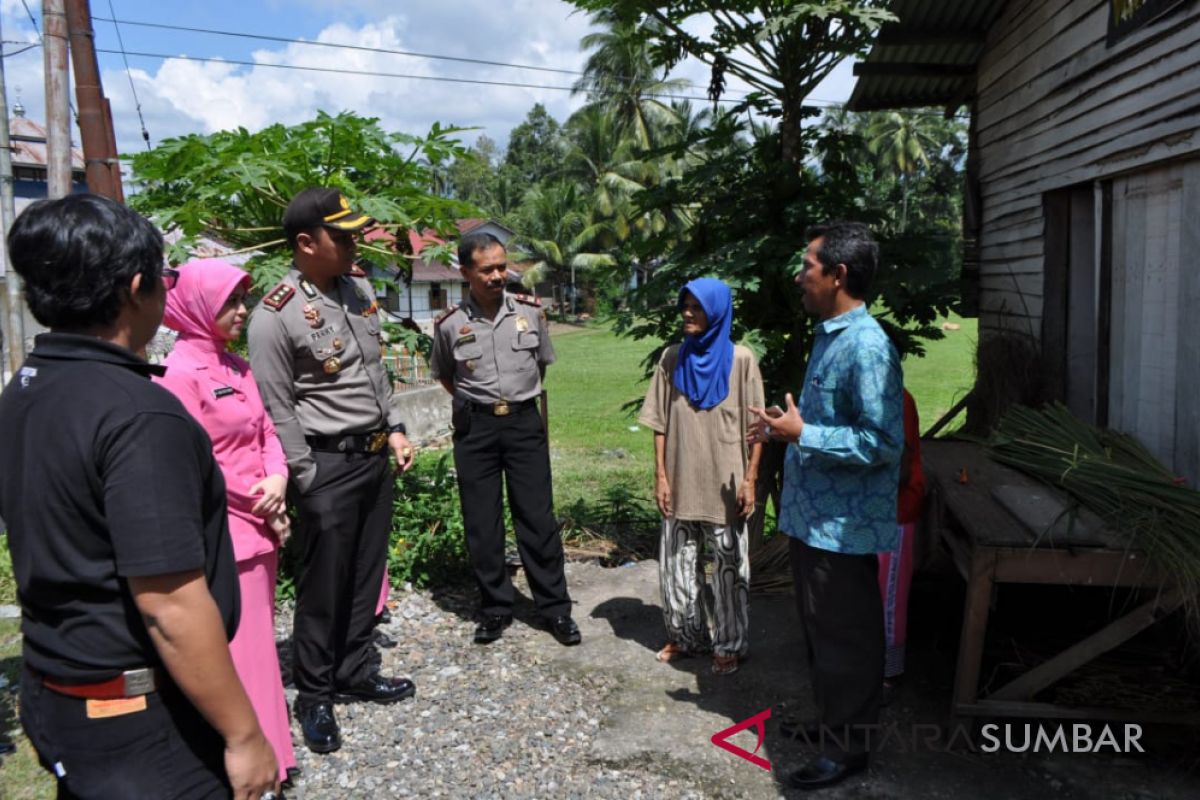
[93,16,591,78]
[94,47,763,105]
[105,1,151,149]
[15,2,78,121]
[19,0,39,33]
[91,15,754,100]
[1,43,40,59]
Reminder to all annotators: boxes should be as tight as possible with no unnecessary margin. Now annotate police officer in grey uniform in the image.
[430,232,580,646]
[248,187,416,755]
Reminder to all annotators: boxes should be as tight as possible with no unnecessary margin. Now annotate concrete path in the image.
[516,560,1200,799]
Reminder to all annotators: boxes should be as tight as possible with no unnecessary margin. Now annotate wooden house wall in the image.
[973,0,1200,340]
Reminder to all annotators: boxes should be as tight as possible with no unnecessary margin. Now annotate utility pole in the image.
[43,0,72,200]
[1,14,26,379]
[66,0,122,200]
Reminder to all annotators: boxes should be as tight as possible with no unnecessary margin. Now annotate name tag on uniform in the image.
[212,386,235,399]
[86,696,147,719]
[455,334,476,346]
[309,326,334,341]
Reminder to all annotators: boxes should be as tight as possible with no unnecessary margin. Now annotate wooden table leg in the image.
[952,547,996,719]
[988,587,1183,703]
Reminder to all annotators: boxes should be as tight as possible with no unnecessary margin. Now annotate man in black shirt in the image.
[0,195,278,799]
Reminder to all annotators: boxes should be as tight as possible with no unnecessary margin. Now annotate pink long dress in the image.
[155,258,297,781]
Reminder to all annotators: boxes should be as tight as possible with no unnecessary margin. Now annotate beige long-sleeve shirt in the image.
[638,344,764,525]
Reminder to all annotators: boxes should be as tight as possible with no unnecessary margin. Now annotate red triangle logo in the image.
[710,708,772,771]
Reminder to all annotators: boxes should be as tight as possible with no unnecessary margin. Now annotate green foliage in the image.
[510,181,616,310]
[614,116,959,399]
[275,454,472,602]
[127,111,477,290]
[388,453,472,588]
[503,104,566,186]
[563,0,894,163]
[445,135,497,197]
[573,8,688,150]
[0,532,15,606]
[560,481,661,563]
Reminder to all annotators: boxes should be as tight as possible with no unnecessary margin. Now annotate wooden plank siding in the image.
[972,0,1200,344]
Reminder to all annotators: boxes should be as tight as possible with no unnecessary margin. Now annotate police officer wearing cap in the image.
[430,232,580,646]
[247,187,416,755]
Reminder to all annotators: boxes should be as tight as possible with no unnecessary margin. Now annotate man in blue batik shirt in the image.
[749,221,903,791]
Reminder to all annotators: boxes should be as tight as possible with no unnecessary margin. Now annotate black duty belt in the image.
[463,399,537,417]
[306,430,389,454]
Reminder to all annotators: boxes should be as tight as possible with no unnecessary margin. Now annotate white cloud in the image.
[1,1,859,160]
[97,5,599,153]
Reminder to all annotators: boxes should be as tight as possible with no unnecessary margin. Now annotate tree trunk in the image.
[781,103,803,166]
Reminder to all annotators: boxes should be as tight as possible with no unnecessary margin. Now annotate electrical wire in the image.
[1,43,40,59]
[92,16,587,78]
[105,1,151,149]
[18,0,39,33]
[16,1,78,121]
[90,15,757,100]
[93,47,763,105]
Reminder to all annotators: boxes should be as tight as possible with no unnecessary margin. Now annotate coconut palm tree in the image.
[865,111,939,231]
[573,10,689,151]
[512,181,616,315]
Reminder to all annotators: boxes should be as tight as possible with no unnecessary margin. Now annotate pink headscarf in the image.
[163,258,252,343]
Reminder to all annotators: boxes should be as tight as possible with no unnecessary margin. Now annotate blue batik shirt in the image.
[779,304,904,554]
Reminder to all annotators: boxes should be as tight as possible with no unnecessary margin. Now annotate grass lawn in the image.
[0,619,51,799]
[544,323,661,514]
[902,312,977,434]
[545,312,978,512]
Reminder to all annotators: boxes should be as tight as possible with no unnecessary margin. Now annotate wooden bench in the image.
[923,439,1196,725]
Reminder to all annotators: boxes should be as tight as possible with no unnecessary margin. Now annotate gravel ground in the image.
[277,564,708,800]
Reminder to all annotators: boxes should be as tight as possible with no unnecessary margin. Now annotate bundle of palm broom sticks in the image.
[986,403,1200,629]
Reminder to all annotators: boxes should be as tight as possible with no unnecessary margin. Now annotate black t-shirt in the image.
[0,333,239,681]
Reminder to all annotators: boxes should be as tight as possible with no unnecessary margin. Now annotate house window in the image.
[1108,0,1187,44]
[429,282,446,310]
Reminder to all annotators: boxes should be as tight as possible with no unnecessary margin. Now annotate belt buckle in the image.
[122,667,155,696]
[493,401,510,417]
[368,432,388,453]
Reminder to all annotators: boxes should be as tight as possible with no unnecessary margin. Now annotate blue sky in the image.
[0,0,858,157]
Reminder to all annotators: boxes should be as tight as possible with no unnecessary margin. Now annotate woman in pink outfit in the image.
[155,258,297,782]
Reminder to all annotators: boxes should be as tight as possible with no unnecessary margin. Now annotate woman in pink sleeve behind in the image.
[155,258,297,782]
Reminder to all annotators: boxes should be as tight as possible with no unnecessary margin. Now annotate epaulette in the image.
[433,305,458,327]
[349,263,368,278]
[512,293,541,307]
[262,283,295,311]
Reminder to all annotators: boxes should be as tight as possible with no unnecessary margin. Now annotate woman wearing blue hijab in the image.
[638,278,764,675]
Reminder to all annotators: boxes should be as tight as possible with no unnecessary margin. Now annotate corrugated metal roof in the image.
[847,0,1008,112]
[9,116,86,169]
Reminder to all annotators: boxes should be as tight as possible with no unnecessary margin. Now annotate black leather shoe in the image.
[295,700,340,754]
[373,628,397,649]
[788,754,868,790]
[333,674,416,704]
[474,614,512,644]
[548,615,581,646]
